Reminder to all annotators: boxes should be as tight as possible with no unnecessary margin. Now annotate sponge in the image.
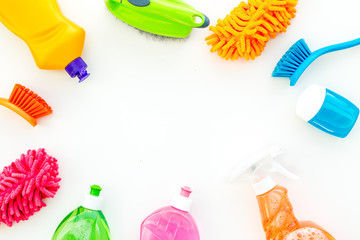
[0,149,60,226]
[206,0,298,60]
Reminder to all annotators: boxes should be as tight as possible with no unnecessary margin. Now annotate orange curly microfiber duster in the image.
[206,0,298,60]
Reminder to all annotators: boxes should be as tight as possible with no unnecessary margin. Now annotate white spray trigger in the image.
[230,145,299,182]
[269,161,300,180]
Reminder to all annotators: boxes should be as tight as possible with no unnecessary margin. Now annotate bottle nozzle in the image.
[180,186,192,198]
[171,186,193,212]
[65,57,90,82]
[90,185,102,197]
[82,185,103,210]
[270,161,300,180]
[230,145,299,182]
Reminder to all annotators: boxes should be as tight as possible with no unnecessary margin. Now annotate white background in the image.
[0,0,359,239]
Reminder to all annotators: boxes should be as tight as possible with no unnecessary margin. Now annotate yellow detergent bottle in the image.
[0,0,89,82]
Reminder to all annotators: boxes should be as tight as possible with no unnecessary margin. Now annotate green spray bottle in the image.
[52,185,111,240]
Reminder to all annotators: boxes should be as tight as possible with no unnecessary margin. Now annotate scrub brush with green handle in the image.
[105,0,209,38]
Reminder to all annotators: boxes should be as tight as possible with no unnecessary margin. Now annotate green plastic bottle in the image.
[52,185,111,240]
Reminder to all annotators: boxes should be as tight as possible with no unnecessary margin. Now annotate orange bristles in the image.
[9,84,52,119]
[0,84,52,126]
[206,0,298,60]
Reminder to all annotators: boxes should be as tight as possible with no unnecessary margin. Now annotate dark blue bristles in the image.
[272,39,312,78]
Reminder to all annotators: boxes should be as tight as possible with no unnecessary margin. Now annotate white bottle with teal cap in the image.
[52,185,111,240]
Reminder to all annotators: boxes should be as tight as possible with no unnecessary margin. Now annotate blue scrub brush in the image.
[272,38,360,86]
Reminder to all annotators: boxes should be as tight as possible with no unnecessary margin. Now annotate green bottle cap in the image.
[90,185,102,197]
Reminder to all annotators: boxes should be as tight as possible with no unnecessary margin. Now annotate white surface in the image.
[0,0,360,239]
[296,84,326,122]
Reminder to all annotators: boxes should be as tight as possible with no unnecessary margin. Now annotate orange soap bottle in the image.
[230,145,336,240]
[0,0,89,82]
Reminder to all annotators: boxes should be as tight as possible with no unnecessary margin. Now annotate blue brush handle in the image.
[290,38,360,86]
[315,37,360,55]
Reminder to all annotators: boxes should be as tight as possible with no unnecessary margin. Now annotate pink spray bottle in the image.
[140,186,200,240]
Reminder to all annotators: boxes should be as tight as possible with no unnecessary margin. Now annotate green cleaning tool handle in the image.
[314,37,360,56]
[149,0,208,28]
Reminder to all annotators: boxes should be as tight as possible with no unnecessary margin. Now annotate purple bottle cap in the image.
[65,57,90,83]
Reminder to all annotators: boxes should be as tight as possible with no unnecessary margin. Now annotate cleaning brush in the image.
[0,148,61,226]
[272,38,360,86]
[0,84,52,127]
[206,0,298,60]
[105,0,209,38]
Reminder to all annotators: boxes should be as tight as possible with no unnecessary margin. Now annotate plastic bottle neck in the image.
[171,186,193,212]
[252,177,276,196]
[171,194,192,212]
[256,185,299,237]
[82,194,103,211]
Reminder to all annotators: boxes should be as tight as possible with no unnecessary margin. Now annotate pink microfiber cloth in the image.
[0,148,60,226]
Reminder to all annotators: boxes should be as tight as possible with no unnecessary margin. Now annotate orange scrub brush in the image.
[0,84,52,127]
[205,0,298,60]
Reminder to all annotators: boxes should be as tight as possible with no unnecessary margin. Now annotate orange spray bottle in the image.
[0,0,89,82]
[230,145,335,240]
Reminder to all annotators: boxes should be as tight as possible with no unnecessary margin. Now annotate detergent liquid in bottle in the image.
[0,0,89,82]
[52,185,111,240]
[140,186,200,240]
[230,145,335,240]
